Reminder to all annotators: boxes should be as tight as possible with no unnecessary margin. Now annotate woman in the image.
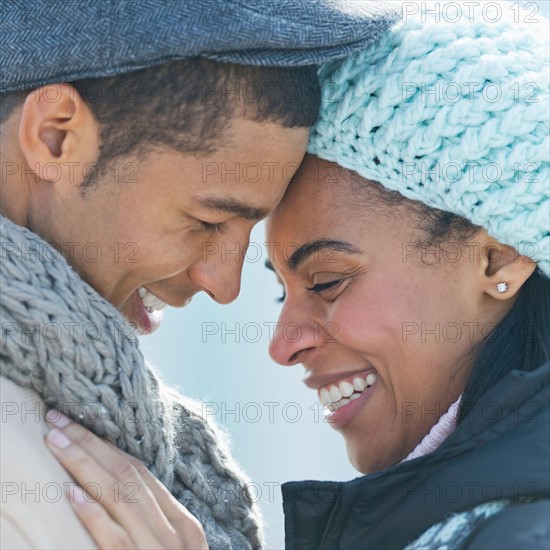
[43,6,549,549]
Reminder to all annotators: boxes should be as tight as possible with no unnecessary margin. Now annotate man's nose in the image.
[188,238,246,304]
[269,299,322,366]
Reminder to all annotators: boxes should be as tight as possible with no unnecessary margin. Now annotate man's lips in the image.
[130,286,194,335]
[133,290,164,335]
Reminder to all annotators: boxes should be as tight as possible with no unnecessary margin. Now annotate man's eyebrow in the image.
[195,196,270,221]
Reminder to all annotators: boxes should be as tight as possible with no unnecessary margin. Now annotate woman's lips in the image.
[325,381,377,428]
[317,371,379,429]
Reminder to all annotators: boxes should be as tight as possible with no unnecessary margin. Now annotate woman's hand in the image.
[44,409,208,550]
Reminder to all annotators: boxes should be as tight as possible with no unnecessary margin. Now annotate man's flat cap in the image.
[1,0,400,93]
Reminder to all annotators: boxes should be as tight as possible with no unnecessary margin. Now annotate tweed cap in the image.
[0,0,400,94]
[309,4,550,275]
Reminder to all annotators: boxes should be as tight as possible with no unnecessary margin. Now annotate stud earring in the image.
[496,282,508,293]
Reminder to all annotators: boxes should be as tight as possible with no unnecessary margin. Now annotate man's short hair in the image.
[1,58,320,186]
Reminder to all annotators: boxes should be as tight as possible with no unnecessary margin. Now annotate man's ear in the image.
[475,229,537,300]
[18,83,100,185]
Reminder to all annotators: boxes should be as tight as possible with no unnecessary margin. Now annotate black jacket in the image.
[282,363,550,549]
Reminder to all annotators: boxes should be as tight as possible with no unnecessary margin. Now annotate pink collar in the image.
[401,395,462,463]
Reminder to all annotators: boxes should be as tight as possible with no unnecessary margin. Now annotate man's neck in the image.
[0,120,32,227]
[0,176,31,228]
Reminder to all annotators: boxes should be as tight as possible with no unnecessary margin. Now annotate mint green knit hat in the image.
[308,5,549,276]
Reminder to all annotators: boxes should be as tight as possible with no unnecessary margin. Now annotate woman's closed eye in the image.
[276,279,346,303]
[306,279,344,296]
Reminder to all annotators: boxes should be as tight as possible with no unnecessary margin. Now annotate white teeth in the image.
[138,286,167,312]
[142,292,157,308]
[329,385,342,403]
[318,372,378,413]
[338,381,354,398]
[319,388,331,407]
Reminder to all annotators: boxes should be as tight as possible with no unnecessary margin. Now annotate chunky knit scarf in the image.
[0,215,261,549]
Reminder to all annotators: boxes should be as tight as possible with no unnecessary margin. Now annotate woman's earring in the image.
[496,282,508,293]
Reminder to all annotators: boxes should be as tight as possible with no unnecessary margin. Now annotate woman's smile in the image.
[319,370,379,427]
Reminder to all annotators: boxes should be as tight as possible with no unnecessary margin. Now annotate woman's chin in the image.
[347,447,379,474]
[346,441,407,474]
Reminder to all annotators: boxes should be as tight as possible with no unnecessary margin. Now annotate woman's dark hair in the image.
[457,268,549,421]
[1,58,320,187]
[351,172,550,423]
[416,211,549,422]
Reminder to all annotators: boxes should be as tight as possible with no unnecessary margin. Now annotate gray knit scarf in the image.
[0,215,261,549]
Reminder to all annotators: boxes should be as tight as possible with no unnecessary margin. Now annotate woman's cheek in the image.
[330,278,410,351]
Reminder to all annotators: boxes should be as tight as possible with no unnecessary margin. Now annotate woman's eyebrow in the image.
[265,240,362,273]
[288,240,361,270]
[264,243,362,273]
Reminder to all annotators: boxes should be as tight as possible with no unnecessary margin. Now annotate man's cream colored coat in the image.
[1,376,97,549]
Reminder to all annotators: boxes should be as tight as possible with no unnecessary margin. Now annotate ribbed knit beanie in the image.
[309,1,549,275]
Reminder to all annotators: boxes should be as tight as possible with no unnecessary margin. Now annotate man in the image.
[0,1,399,548]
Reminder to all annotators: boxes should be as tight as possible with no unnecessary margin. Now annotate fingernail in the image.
[45,409,71,428]
[47,428,71,449]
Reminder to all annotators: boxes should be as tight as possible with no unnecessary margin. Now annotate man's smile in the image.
[130,286,193,335]
[138,286,169,313]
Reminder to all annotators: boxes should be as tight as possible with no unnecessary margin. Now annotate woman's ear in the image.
[475,230,537,300]
[18,83,100,185]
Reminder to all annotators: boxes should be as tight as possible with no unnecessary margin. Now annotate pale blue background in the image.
[140,2,549,547]
[140,222,357,549]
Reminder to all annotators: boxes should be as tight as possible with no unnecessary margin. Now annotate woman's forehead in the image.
[271,157,353,218]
